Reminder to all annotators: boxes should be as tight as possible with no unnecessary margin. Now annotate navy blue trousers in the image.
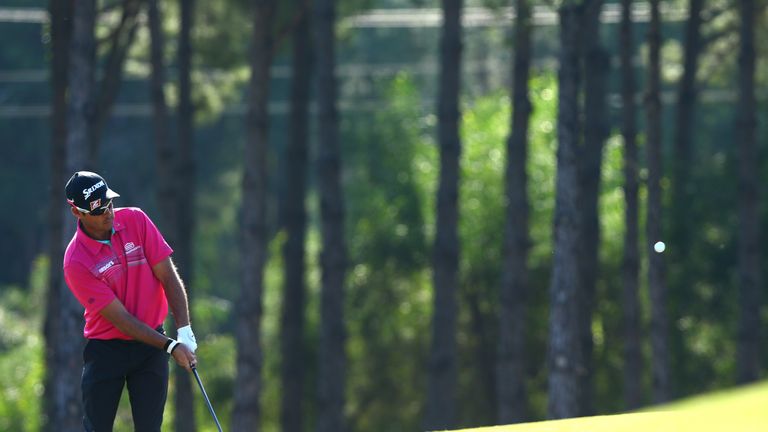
[81,331,169,432]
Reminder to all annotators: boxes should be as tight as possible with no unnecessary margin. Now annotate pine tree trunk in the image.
[45,1,96,430]
[547,3,583,420]
[280,4,311,432]
[233,2,274,431]
[619,0,643,410]
[646,0,672,403]
[174,0,198,429]
[314,0,349,430]
[668,0,703,387]
[578,0,608,417]
[735,0,761,385]
[43,1,73,430]
[425,0,463,429]
[148,0,177,246]
[465,287,497,421]
[670,0,703,258]
[87,0,141,166]
[497,0,532,423]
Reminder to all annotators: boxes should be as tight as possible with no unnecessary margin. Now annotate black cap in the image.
[65,171,120,212]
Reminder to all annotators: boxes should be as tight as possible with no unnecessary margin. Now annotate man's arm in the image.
[152,256,198,352]
[99,298,196,371]
[100,298,170,349]
[152,256,191,329]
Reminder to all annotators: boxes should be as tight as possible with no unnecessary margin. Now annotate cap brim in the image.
[106,188,120,199]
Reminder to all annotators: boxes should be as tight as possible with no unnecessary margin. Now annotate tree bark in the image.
[670,0,703,260]
[646,0,672,403]
[233,2,275,431]
[668,0,703,387]
[280,4,311,432]
[619,0,643,410]
[547,3,583,420]
[735,0,761,385]
[424,0,463,429]
[45,1,96,430]
[87,0,141,166]
[497,0,532,423]
[148,0,177,247]
[314,0,349,430]
[174,0,198,429]
[577,0,608,417]
[42,0,73,430]
[148,0,198,429]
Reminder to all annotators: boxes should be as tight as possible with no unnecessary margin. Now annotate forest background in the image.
[0,0,767,431]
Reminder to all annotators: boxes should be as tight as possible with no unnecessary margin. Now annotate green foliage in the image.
[339,71,564,427]
[343,73,435,431]
[0,257,47,431]
[455,74,561,423]
[193,334,237,431]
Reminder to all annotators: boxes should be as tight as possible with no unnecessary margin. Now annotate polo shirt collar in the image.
[75,217,126,254]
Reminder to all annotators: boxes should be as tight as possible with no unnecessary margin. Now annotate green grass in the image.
[451,380,768,432]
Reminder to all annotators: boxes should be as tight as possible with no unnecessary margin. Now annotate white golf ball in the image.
[654,241,666,253]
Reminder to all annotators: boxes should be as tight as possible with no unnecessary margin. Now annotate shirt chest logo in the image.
[98,260,115,273]
[124,242,138,253]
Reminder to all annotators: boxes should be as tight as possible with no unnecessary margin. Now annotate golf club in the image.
[192,366,224,432]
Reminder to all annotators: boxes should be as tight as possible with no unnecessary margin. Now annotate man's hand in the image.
[171,343,197,372]
[177,325,198,352]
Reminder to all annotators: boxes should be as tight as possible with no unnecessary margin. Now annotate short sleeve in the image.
[138,209,173,266]
[63,262,116,313]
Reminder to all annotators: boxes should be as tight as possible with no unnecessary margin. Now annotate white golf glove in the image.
[177,325,198,352]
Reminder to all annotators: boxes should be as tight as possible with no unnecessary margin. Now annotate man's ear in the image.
[70,206,83,218]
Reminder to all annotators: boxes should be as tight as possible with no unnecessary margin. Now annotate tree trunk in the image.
[646,0,672,404]
[42,1,73,430]
[668,0,703,388]
[314,0,349,430]
[148,0,198,429]
[174,0,198,429]
[735,0,761,385]
[497,0,532,423]
[424,0,463,429]
[280,4,311,432]
[45,1,96,430]
[619,0,643,410]
[148,0,177,247]
[670,0,703,259]
[547,3,583,420]
[578,0,608,417]
[233,2,275,431]
[87,0,141,166]
[464,286,497,421]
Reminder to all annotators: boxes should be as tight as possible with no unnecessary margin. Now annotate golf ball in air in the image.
[654,241,666,253]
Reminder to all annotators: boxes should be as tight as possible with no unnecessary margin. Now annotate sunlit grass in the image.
[451,380,768,432]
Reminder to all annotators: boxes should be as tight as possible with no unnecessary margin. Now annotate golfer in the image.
[63,171,198,431]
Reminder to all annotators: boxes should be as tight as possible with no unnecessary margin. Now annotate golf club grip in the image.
[192,367,224,432]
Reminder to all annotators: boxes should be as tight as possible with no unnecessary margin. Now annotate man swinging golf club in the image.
[63,171,198,431]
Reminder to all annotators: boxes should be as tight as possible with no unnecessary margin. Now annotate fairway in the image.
[452,381,768,432]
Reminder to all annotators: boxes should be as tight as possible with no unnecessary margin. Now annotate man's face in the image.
[74,200,115,234]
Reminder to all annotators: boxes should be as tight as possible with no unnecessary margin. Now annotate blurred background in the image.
[0,0,766,431]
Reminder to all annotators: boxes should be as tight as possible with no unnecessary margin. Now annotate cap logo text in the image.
[83,180,105,200]
[90,199,102,211]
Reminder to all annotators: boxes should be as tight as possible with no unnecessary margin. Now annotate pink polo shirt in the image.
[63,207,173,340]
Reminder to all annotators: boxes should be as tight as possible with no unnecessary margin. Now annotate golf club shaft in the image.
[192,367,224,432]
